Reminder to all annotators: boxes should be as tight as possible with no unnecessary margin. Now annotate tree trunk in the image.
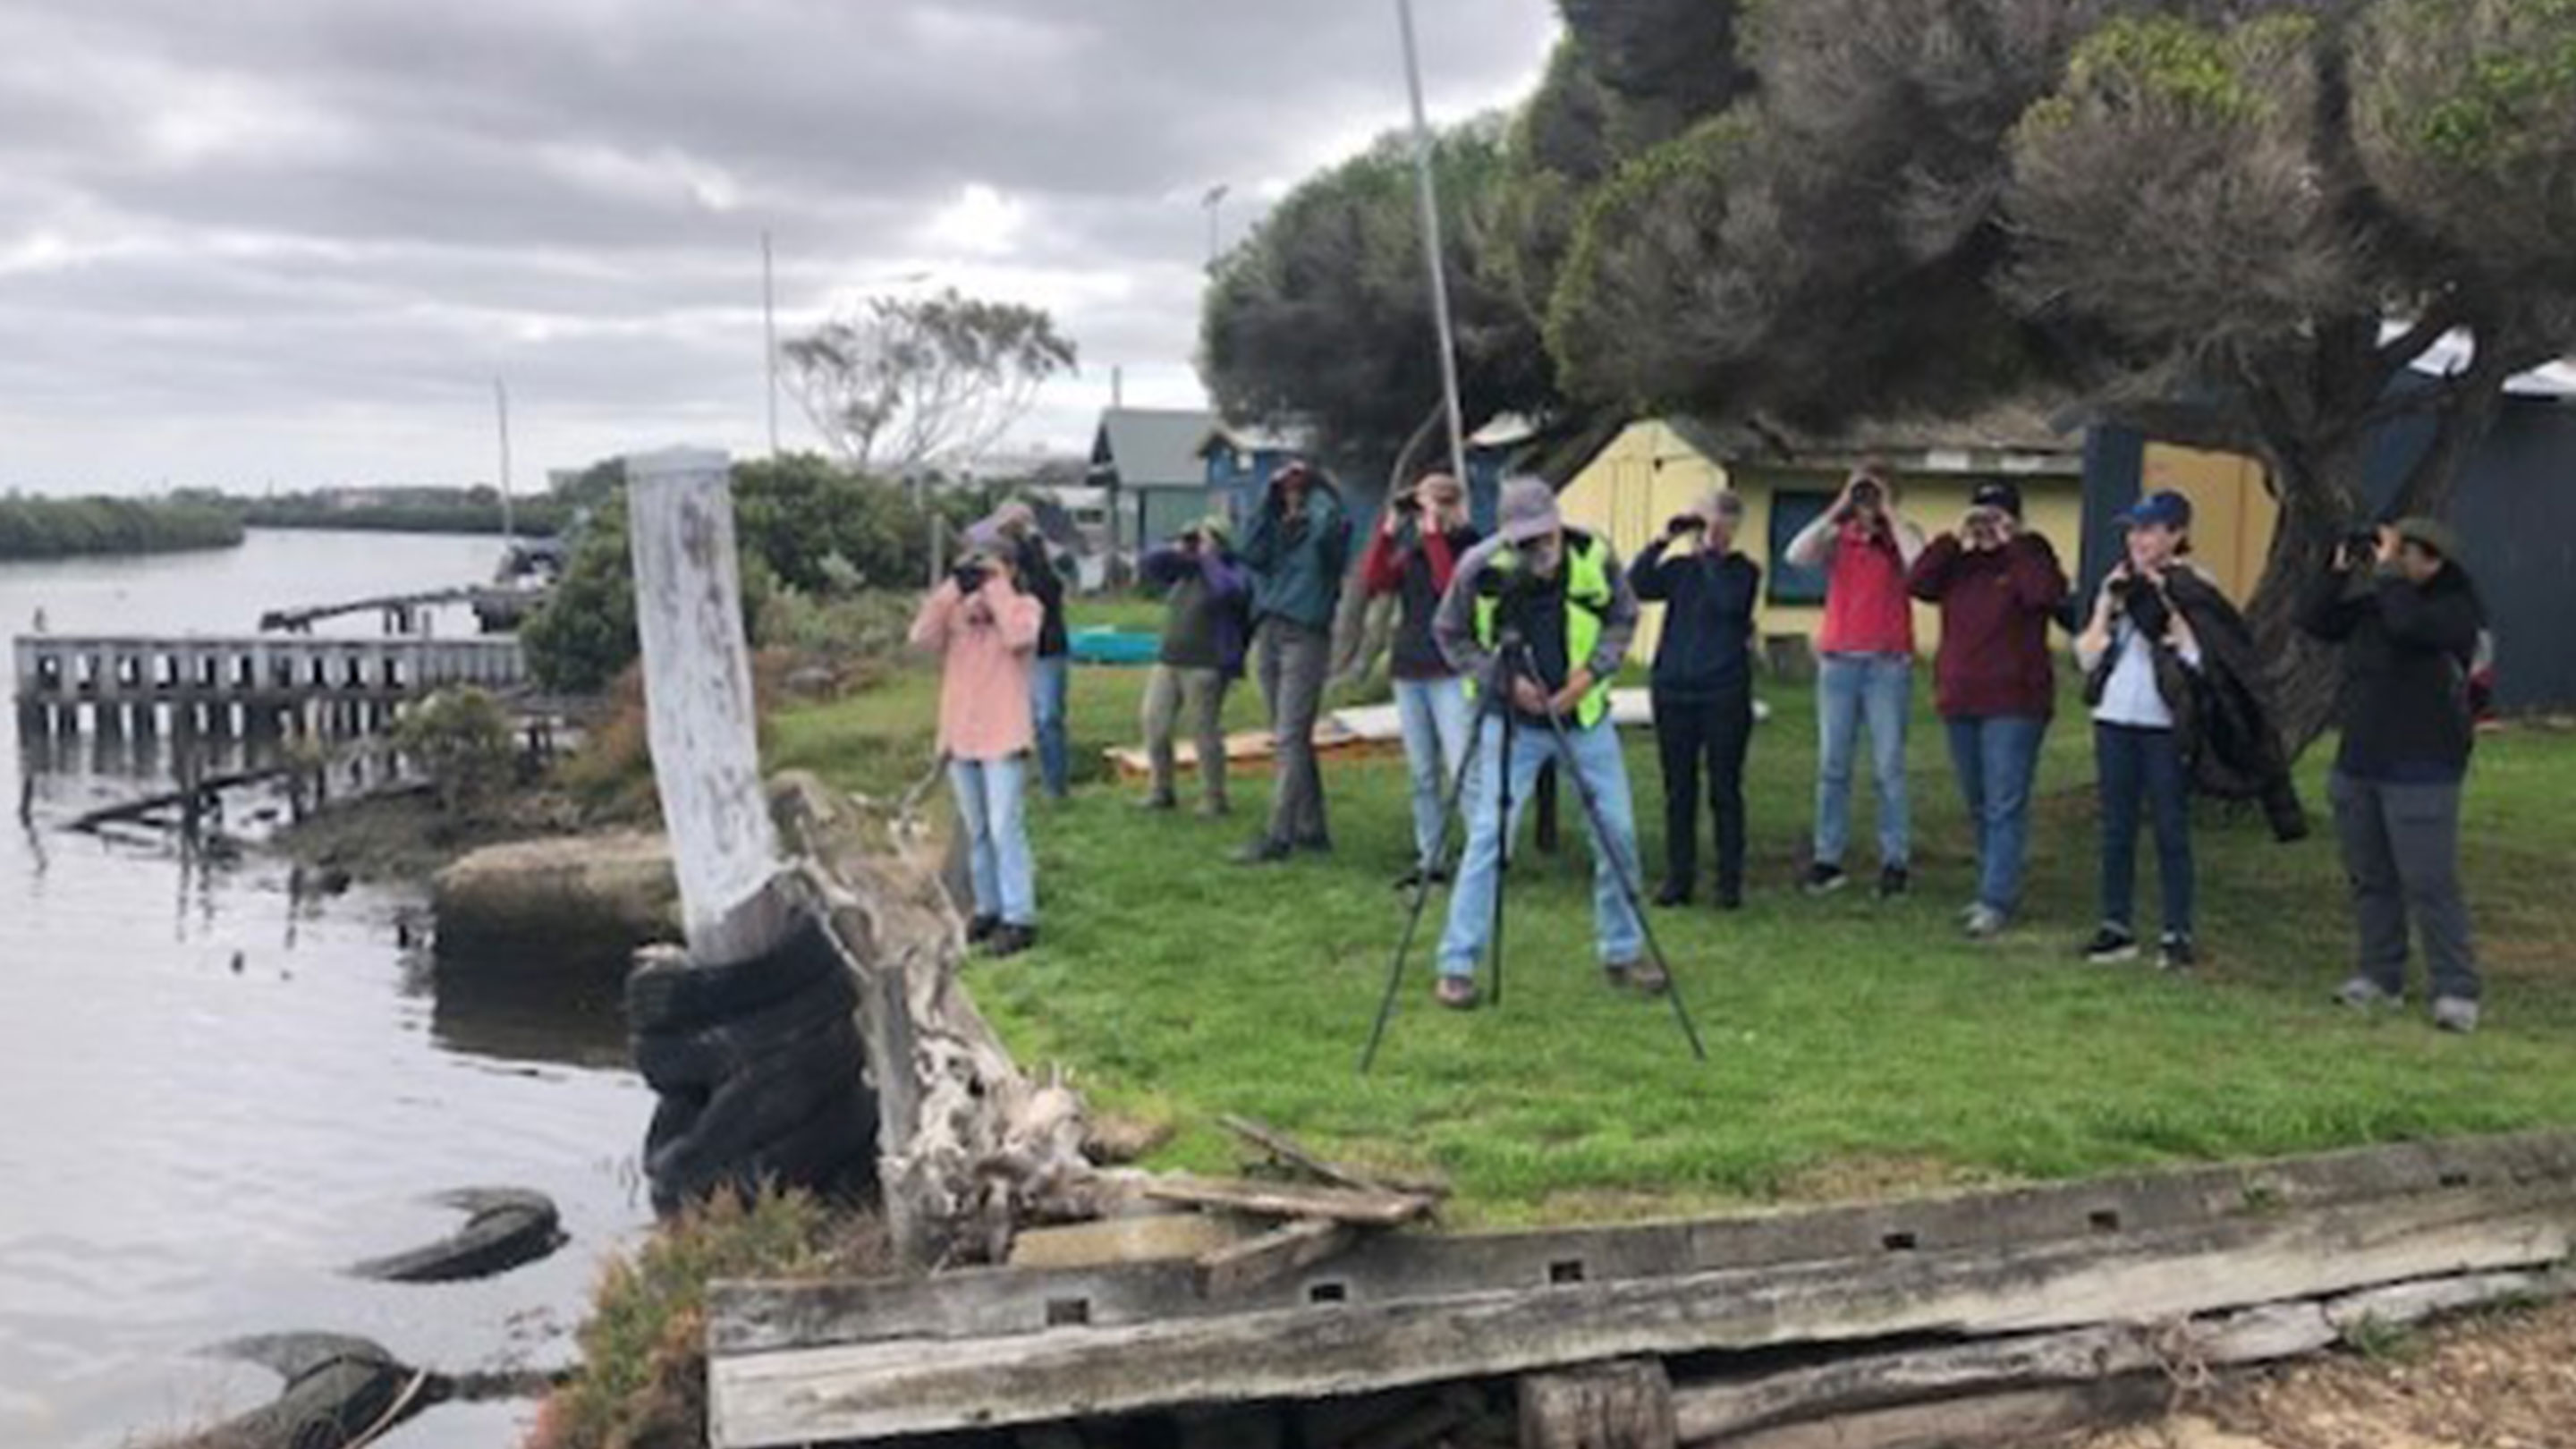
[2245,435,2364,758]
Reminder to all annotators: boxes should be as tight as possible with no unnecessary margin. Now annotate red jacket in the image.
[1907,532,2070,719]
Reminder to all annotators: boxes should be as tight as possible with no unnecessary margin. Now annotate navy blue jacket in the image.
[1632,539,1761,697]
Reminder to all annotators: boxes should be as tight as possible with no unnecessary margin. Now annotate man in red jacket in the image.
[1908,480,2071,939]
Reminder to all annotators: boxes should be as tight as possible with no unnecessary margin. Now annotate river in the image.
[0,531,655,1449]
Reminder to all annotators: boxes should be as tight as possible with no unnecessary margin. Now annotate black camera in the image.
[951,560,991,596]
[1852,479,1884,510]
[1666,513,1707,539]
[2116,576,2173,640]
[1475,548,1550,605]
[2340,527,2381,568]
[1393,492,1423,519]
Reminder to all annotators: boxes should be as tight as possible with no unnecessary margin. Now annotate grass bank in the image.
[767,607,2576,1226]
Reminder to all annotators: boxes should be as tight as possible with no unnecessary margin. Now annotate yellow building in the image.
[1557,416,2089,665]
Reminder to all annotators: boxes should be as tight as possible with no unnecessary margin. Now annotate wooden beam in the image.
[1140,1174,1435,1228]
[625,446,790,967]
[1198,1219,1360,1300]
[1221,1115,1451,1200]
[1518,1360,1675,1449]
[708,1183,2573,1445]
[708,1131,2576,1358]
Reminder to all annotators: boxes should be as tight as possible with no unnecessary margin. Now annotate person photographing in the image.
[909,530,1045,958]
[986,502,1073,802]
[1360,472,1481,889]
[1235,460,1352,865]
[2073,491,2206,970]
[1784,465,1925,899]
[1137,517,1252,816]
[1427,478,1649,1011]
[1632,490,1761,911]
[1908,480,2071,939]
[2301,517,2489,1033]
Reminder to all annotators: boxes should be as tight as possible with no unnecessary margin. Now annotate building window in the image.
[1768,490,1833,606]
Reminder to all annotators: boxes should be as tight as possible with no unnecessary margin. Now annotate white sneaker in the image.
[2432,997,2482,1034]
[1963,904,2009,940]
[2334,976,2402,1010]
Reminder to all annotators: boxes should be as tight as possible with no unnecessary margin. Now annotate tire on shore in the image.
[345,1189,566,1284]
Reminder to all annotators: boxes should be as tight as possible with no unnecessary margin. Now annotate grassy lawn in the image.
[767,601,2576,1226]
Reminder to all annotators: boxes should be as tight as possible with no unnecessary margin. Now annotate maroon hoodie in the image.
[1907,532,2071,719]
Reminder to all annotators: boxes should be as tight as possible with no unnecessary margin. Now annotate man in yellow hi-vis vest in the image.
[1427,478,1653,1011]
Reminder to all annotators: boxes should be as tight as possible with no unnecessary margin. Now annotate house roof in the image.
[1193,421,1314,459]
[1666,399,2084,476]
[1089,408,1218,489]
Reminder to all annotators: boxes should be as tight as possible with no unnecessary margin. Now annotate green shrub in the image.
[394,687,517,817]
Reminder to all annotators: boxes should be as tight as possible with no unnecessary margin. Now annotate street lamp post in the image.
[1202,183,1231,273]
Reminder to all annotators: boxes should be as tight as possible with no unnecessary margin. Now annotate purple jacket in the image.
[1142,546,1254,680]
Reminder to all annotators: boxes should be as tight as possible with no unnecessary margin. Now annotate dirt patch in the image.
[1773,1152,2017,1204]
[2081,1298,2576,1449]
[270,787,597,884]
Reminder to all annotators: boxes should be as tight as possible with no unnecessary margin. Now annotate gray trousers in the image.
[2329,769,2481,1003]
[1255,618,1332,846]
[1141,664,1229,808]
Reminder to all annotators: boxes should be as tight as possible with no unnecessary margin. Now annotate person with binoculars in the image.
[1908,480,2071,940]
[1631,490,1760,911]
[1136,515,1252,817]
[2073,491,2207,971]
[1234,461,1352,866]
[1783,465,1926,901]
[2302,516,2490,1033]
[1360,471,1482,889]
[909,528,1046,957]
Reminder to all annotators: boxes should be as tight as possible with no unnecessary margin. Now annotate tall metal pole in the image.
[1396,0,1471,488]
[494,377,515,546]
[761,229,781,457]
[1202,183,1230,273]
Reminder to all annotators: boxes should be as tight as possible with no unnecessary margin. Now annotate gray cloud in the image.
[0,0,1557,489]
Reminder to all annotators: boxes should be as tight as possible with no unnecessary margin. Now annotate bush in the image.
[394,687,517,817]
[525,1191,886,1449]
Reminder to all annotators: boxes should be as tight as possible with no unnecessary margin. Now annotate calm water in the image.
[0,531,655,1449]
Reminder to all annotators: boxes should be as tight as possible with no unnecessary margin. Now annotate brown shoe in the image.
[1435,976,1482,1011]
[1608,959,1670,996]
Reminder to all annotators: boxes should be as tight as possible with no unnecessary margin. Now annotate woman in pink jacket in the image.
[911,531,1046,957]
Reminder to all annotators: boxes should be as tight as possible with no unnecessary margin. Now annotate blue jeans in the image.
[1030,656,1071,799]
[1394,676,1471,869]
[1815,653,1912,870]
[949,757,1036,927]
[2097,723,2192,936]
[1439,715,1646,978]
[1944,716,2048,916]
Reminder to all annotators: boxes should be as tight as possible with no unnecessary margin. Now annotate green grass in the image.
[767,612,2576,1227]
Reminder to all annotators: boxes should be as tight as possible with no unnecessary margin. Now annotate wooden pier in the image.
[257,583,546,636]
[11,633,525,740]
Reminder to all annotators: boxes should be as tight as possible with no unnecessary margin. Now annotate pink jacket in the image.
[910,578,1044,761]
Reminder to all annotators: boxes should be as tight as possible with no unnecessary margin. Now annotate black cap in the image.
[1971,480,2024,520]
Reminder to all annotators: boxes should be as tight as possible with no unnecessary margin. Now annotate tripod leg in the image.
[1487,711,1516,1009]
[1361,700,1495,1073]
[1533,695,1711,1063]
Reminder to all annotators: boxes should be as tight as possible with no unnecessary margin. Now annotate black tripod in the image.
[1361,635,1708,1072]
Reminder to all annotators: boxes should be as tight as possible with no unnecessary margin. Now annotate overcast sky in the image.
[0,0,1559,494]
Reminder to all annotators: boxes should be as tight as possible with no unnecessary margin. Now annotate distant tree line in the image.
[243,486,573,538]
[0,494,246,562]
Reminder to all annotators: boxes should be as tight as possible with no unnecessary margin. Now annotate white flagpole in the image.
[1396,0,1471,487]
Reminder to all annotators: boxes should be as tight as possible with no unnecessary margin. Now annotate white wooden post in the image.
[627,447,794,965]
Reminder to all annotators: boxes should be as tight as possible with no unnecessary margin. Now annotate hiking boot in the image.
[1392,865,1452,893]
[1876,865,1911,900]
[1434,975,1482,1011]
[1231,837,1293,867]
[2334,976,2402,1010]
[966,914,1001,945]
[2081,924,2140,965]
[2158,934,2198,972]
[1716,880,1744,912]
[982,923,1038,959]
[1802,863,1850,896]
[2432,996,2482,1035]
[1962,903,2009,940]
[1653,879,1693,909]
[1606,960,1671,996]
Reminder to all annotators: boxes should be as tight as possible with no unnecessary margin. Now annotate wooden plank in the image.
[1518,1360,1675,1449]
[708,1183,2574,1446]
[1199,1219,1360,1299]
[1140,1174,1433,1227]
[707,1131,2576,1357]
[1701,1379,2166,1449]
[1221,1115,1451,1200]
[625,446,790,967]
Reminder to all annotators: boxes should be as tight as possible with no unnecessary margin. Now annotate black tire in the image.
[346,1189,567,1284]
[631,966,858,1091]
[657,1088,878,1212]
[623,914,844,1036]
[646,1026,867,1189]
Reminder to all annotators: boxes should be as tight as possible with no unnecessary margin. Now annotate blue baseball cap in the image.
[2115,491,2194,531]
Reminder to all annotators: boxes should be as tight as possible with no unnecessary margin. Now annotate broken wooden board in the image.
[1221,1115,1450,1201]
[1198,1219,1360,1300]
[1138,1174,1436,1228]
[708,1131,2576,1358]
[708,1179,2576,1445]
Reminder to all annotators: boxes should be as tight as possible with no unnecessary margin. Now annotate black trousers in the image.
[1653,682,1754,892]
